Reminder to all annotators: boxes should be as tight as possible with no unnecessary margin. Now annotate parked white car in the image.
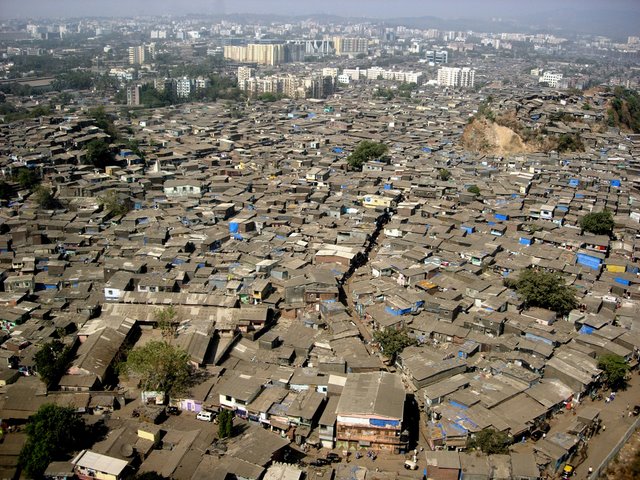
[196,411,214,422]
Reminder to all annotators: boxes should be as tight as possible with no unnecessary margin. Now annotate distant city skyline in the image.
[1,0,638,20]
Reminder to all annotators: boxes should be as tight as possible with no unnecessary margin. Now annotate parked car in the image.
[167,406,180,415]
[309,458,331,467]
[196,411,214,422]
[325,453,341,463]
[404,460,418,470]
[561,464,574,478]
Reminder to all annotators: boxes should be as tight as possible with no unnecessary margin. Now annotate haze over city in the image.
[0,0,638,20]
[0,1,639,480]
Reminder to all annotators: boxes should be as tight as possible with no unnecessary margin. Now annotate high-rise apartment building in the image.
[437,67,475,88]
[128,46,145,65]
[176,77,192,98]
[426,50,448,64]
[224,44,285,66]
[126,84,141,106]
[540,71,563,88]
[237,66,255,91]
[333,37,368,56]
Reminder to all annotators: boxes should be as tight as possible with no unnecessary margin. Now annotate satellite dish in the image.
[120,444,134,457]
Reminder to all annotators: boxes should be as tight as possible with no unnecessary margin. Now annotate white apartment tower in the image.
[437,67,475,88]
[237,66,255,91]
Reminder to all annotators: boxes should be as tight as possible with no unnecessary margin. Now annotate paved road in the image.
[512,371,640,479]
[571,372,640,479]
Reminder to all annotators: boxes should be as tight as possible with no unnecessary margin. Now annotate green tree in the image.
[467,428,511,454]
[0,180,13,200]
[33,185,58,209]
[218,409,233,439]
[347,140,388,171]
[556,133,584,153]
[99,189,131,217]
[257,92,282,102]
[19,404,86,478]
[84,139,113,169]
[373,328,415,362]
[34,340,74,389]
[514,269,577,316]
[598,354,630,390]
[123,341,192,398]
[467,185,481,195]
[154,305,178,342]
[132,473,171,480]
[580,209,614,236]
[438,168,452,181]
[15,168,40,190]
[88,105,119,139]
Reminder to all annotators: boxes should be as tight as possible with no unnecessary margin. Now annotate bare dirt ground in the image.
[602,429,640,480]
[461,118,533,156]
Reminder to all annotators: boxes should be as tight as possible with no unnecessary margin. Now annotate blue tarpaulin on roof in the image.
[495,213,509,221]
[422,147,432,153]
[569,179,579,187]
[449,400,468,410]
[333,147,344,153]
[579,325,595,335]
[519,237,531,245]
[577,253,602,270]
[615,277,630,286]
[611,179,621,187]
[576,193,584,199]
[370,418,400,427]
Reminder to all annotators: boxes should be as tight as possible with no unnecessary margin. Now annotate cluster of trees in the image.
[607,86,640,133]
[555,133,585,153]
[467,428,511,454]
[33,340,74,389]
[133,75,242,108]
[598,353,630,390]
[257,92,286,102]
[509,268,578,316]
[347,140,388,170]
[123,340,193,397]
[372,328,415,362]
[99,190,132,217]
[580,209,615,236]
[19,404,86,478]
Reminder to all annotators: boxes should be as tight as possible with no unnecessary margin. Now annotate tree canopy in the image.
[438,168,452,181]
[347,140,388,171]
[154,305,179,342]
[467,185,481,196]
[15,167,40,190]
[84,139,113,170]
[123,340,192,398]
[580,209,614,236]
[373,328,415,362]
[99,189,131,217]
[607,86,640,133]
[513,269,578,316]
[34,340,74,389]
[88,105,119,139]
[19,404,86,478]
[598,354,629,390]
[33,185,58,209]
[467,428,511,454]
[218,409,233,438]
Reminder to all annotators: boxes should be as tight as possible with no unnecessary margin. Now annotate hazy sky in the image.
[1,0,638,20]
